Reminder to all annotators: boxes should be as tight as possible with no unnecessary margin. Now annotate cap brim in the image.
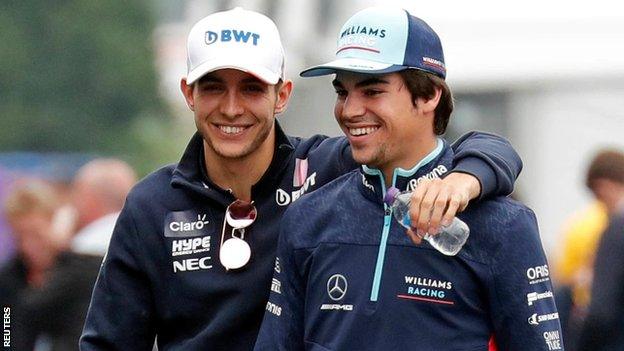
[187,58,280,85]
[300,58,406,77]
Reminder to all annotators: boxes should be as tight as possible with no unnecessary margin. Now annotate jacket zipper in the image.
[370,205,393,302]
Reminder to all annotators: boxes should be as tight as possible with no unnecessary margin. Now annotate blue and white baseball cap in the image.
[185,7,285,85]
[301,7,446,79]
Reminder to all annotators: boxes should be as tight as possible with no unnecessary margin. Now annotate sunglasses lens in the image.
[220,237,251,270]
[226,200,257,228]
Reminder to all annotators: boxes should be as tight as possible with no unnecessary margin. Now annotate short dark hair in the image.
[586,149,624,190]
[398,69,453,135]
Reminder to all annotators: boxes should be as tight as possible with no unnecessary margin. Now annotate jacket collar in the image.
[171,121,295,204]
[358,138,454,205]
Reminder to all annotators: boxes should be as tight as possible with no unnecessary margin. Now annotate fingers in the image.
[410,179,436,236]
[428,188,450,234]
[440,193,462,228]
[406,175,472,242]
[408,178,432,234]
[406,228,423,245]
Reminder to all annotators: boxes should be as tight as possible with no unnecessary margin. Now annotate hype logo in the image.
[205,30,260,46]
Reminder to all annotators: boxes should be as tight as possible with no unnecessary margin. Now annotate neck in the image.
[203,132,276,201]
[606,193,624,215]
[381,136,438,188]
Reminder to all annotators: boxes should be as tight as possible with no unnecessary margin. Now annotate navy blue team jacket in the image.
[80,123,522,350]
[255,140,562,351]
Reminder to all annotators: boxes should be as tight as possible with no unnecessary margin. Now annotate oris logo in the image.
[527,265,549,279]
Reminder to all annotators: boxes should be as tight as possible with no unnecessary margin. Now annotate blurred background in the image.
[1,0,623,349]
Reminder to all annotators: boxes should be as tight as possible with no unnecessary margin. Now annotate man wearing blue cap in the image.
[255,7,562,351]
[80,7,524,351]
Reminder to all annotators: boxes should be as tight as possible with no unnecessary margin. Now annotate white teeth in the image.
[349,127,378,136]
[219,126,245,134]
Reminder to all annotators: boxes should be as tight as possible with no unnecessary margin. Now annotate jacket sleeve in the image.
[80,200,156,351]
[450,131,522,200]
[335,131,522,199]
[488,208,563,351]
[254,214,305,351]
[577,216,624,350]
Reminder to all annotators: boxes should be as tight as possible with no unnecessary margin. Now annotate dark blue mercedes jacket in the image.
[80,123,522,350]
[255,140,562,351]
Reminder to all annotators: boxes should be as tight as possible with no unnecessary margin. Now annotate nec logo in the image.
[205,30,260,45]
[173,257,212,273]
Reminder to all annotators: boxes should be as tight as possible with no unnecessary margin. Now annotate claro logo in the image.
[169,214,209,232]
[164,211,214,238]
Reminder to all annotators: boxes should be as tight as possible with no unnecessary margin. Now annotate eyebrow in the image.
[197,75,223,85]
[332,77,389,89]
[197,75,265,85]
[241,77,265,85]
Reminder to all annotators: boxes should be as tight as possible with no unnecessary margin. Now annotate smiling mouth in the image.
[216,125,249,135]
[348,126,379,136]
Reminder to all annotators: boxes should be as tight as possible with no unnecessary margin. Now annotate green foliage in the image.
[0,0,174,173]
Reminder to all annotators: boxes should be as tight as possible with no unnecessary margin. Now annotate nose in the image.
[219,91,245,118]
[340,94,366,120]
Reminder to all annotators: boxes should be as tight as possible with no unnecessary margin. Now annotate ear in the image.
[416,87,442,114]
[274,80,293,115]
[180,78,195,111]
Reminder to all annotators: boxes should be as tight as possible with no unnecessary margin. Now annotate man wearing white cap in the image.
[255,7,561,351]
[80,7,522,350]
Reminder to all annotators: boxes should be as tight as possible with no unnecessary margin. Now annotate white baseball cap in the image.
[185,7,285,85]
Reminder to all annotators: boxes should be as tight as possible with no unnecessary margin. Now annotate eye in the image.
[243,84,267,93]
[199,83,224,93]
[364,89,384,96]
[334,89,347,98]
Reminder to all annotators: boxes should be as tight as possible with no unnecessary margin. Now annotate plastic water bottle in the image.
[384,187,469,256]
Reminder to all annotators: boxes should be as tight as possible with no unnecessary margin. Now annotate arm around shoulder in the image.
[451,131,522,199]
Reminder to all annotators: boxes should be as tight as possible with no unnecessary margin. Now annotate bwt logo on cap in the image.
[205,29,260,46]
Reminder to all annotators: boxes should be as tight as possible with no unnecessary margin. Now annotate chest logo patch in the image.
[164,211,214,238]
[398,275,455,305]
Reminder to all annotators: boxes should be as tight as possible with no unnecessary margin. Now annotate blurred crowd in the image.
[0,158,136,351]
[554,149,624,351]
[1,149,624,350]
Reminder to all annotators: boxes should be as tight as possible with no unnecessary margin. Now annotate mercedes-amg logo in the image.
[327,274,348,301]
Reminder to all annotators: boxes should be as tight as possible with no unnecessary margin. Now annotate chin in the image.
[353,155,375,167]
[217,147,255,160]
[353,149,382,167]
